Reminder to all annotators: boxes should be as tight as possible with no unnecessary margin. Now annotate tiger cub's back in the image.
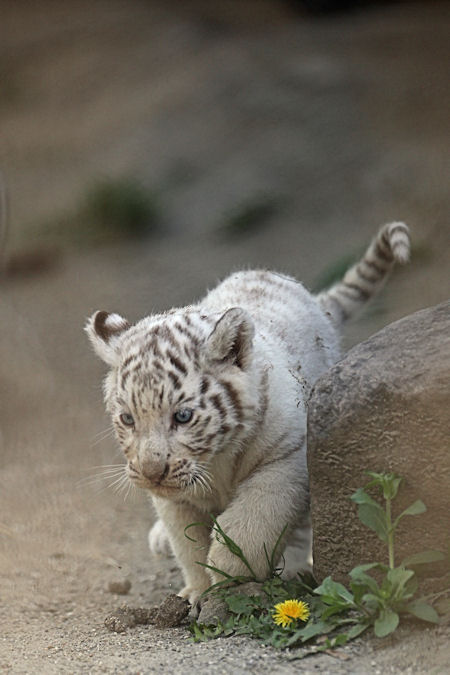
[202,269,341,380]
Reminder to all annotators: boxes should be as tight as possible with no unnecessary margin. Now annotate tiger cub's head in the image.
[85,307,258,498]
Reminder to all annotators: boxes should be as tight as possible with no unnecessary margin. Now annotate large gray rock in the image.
[307,301,450,587]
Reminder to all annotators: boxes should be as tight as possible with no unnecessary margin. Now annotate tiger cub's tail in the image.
[317,221,410,324]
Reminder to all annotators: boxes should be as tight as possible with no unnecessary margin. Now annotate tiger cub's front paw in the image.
[178,583,210,611]
[148,519,173,557]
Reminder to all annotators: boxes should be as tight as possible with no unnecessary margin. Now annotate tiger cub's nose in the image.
[140,459,170,485]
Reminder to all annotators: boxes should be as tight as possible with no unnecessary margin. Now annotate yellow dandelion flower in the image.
[273,599,310,628]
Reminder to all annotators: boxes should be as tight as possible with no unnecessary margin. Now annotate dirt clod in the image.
[154,593,190,628]
[104,595,189,633]
[104,605,158,633]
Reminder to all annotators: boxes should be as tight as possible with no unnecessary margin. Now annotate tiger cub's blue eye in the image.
[120,412,135,427]
[174,408,193,424]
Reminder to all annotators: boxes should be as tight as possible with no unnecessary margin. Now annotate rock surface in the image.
[307,301,450,587]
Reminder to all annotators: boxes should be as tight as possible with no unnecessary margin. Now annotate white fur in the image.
[87,272,336,602]
[86,223,410,604]
[148,519,173,557]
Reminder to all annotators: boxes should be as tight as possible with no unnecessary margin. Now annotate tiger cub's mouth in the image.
[127,459,212,496]
[127,468,181,491]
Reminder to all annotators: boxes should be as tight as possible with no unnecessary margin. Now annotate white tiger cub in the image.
[86,222,410,605]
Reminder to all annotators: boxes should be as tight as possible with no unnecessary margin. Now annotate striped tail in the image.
[317,221,410,324]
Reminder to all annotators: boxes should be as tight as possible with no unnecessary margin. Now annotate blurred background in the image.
[0,0,449,665]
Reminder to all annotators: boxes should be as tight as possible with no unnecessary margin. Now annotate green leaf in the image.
[184,521,209,543]
[316,633,350,651]
[210,517,258,578]
[394,500,426,527]
[284,629,308,648]
[269,524,289,574]
[364,471,386,483]
[349,564,383,594]
[350,562,386,576]
[365,472,402,500]
[225,594,255,616]
[196,561,234,579]
[374,607,399,637]
[406,600,440,624]
[321,604,351,620]
[386,568,415,602]
[189,621,226,642]
[383,571,417,603]
[350,487,379,506]
[297,620,334,642]
[314,577,354,605]
[350,577,384,606]
[404,574,418,598]
[385,476,402,500]
[350,581,369,605]
[386,567,415,587]
[362,592,384,611]
[329,633,349,647]
[345,622,370,640]
[357,503,388,542]
[401,550,445,567]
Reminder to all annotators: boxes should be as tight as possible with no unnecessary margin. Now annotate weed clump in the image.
[189,472,448,655]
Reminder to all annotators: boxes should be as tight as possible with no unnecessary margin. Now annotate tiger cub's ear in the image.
[207,307,254,370]
[85,310,130,366]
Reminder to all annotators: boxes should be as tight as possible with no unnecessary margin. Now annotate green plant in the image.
[327,471,444,637]
[82,176,159,238]
[220,194,281,238]
[189,472,447,652]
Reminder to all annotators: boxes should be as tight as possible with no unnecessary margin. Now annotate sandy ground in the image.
[1,1,449,673]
